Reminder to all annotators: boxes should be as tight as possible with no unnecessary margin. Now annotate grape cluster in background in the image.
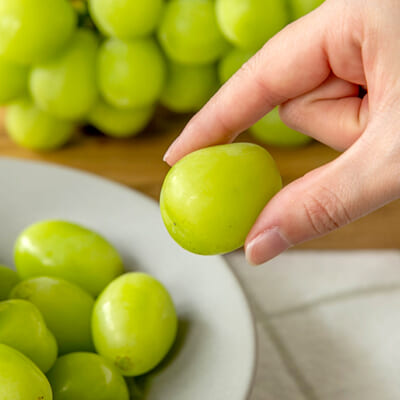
[0,0,324,151]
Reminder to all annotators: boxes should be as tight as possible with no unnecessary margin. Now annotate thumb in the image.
[245,122,400,265]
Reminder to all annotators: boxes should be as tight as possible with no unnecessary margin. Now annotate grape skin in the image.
[0,265,19,301]
[218,47,254,84]
[0,299,58,373]
[29,29,99,121]
[161,61,219,113]
[5,98,75,151]
[13,220,124,297]
[290,0,325,20]
[160,143,282,254]
[11,277,95,355]
[92,273,178,377]
[250,107,313,147]
[89,0,164,39]
[88,99,155,138]
[97,37,166,109]
[0,344,53,400]
[215,0,288,50]
[0,58,28,104]
[158,0,230,65]
[48,352,129,400]
[0,0,77,65]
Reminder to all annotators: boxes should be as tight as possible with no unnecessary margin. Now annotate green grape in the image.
[290,0,325,19]
[218,47,254,84]
[215,0,288,50]
[0,265,19,301]
[0,344,52,400]
[160,143,282,255]
[97,37,166,109]
[30,29,98,121]
[92,273,177,376]
[89,0,164,39]
[48,352,129,400]
[10,277,94,355]
[250,107,313,147]
[0,58,28,104]
[0,299,57,372]
[0,0,76,65]
[160,61,219,113]
[5,99,75,151]
[88,99,154,138]
[14,220,124,296]
[158,0,229,65]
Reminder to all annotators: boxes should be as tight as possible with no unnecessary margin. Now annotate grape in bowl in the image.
[0,158,256,400]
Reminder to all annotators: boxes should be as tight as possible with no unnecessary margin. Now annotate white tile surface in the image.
[226,250,400,315]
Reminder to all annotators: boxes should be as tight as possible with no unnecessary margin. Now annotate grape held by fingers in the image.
[160,143,282,255]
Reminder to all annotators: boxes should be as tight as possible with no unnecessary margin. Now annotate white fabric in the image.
[225,250,400,400]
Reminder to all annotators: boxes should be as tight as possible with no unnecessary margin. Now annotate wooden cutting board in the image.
[0,108,399,250]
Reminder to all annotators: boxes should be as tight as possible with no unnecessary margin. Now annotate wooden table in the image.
[1,109,398,250]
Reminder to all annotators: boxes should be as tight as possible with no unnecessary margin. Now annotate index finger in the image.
[164,5,332,165]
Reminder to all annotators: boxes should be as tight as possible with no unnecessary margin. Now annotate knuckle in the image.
[239,55,268,91]
[238,52,282,105]
[302,185,352,236]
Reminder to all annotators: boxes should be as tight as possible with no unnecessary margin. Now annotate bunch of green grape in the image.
[0,0,323,151]
[0,220,177,399]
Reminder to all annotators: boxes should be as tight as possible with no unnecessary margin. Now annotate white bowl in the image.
[0,157,256,400]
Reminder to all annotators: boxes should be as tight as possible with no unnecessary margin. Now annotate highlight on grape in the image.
[0,0,323,151]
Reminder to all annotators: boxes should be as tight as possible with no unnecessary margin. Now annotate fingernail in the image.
[163,147,172,163]
[163,136,181,163]
[245,227,290,266]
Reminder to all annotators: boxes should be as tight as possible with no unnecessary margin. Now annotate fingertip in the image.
[163,134,183,165]
[163,148,173,165]
[245,227,291,265]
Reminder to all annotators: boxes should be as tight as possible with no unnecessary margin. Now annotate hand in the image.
[163,0,400,265]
